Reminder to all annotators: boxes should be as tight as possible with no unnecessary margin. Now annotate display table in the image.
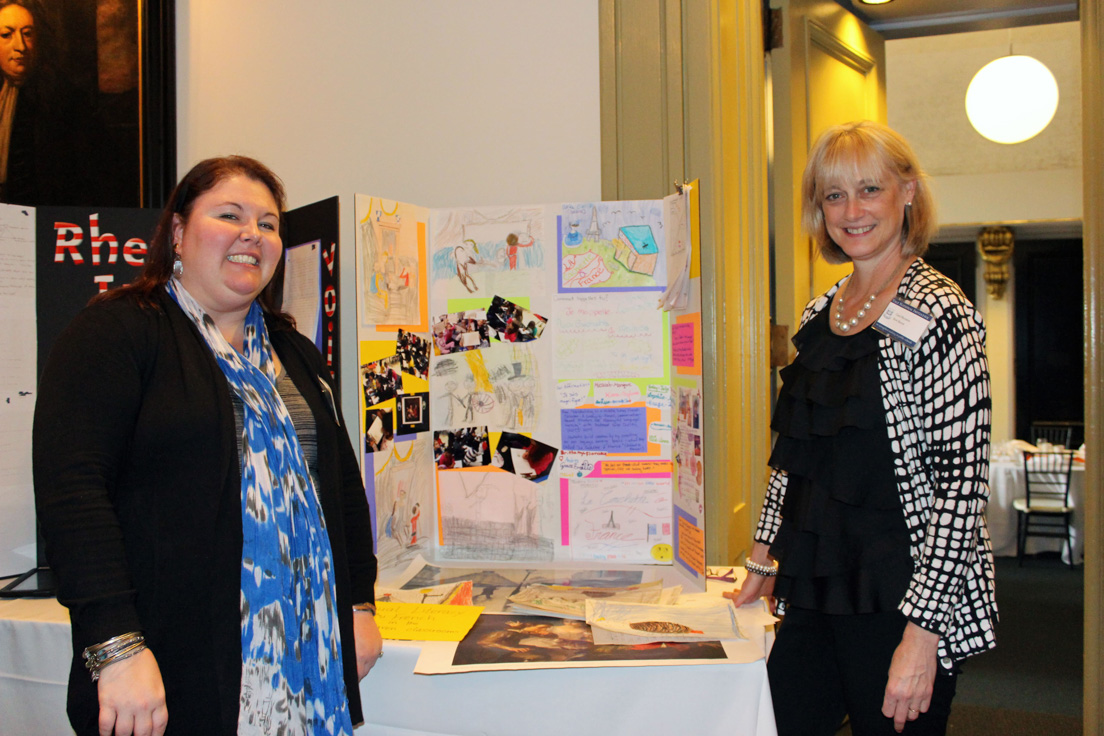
[0,591,777,735]
[986,458,1085,564]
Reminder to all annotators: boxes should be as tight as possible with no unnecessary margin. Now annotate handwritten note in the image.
[671,322,696,367]
[561,407,647,453]
[553,292,665,379]
[557,379,591,408]
[593,380,640,406]
[375,601,484,641]
[677,514,706,576]
[645,384,671,410]
[599,460,672,476]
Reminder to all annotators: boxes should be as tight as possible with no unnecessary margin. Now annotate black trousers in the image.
[767,607,958,736]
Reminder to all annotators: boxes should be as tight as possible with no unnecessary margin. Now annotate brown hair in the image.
[96,155,293,326]
[801,120,937,264]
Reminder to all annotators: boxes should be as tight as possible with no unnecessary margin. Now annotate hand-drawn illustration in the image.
[558,200,667,292]
[437,470,555,562]
[432,310,491,356]
[430,206,546,305]
[434,426,492,469]
[374,436,434,574]
[364,408,395,454]
[362,355,405,407]
[397,392,430,435]
[395,329,430,378]
[355,196,428,329]
[493,432,559,483]
[569,477,673,562]
[486,295,548,343]
[431,344,543,432]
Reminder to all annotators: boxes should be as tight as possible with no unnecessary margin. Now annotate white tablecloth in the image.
[0,594,777,736]
[986,459,1085,564]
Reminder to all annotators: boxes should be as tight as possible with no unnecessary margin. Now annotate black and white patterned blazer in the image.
[755,258,998,670]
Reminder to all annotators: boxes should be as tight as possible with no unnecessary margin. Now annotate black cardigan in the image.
[33,290,376,734]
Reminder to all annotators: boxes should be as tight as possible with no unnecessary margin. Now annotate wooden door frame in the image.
[1080,7,1103,732]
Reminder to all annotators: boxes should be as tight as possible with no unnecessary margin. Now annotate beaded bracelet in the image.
[83,631,148,682]
[743,559,779,577]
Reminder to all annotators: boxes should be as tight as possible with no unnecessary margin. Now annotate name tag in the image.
[874,298,932,349]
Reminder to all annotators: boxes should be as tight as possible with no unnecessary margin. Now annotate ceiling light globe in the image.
[965,55,1059,144]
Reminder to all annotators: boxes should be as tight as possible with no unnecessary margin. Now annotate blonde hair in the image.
[801,120,936,264]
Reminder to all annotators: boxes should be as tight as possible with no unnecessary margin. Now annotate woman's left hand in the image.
[353,610,384,680]
[881,622,940,732]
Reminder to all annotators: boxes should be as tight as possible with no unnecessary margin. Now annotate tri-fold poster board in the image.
[355,182,708,589]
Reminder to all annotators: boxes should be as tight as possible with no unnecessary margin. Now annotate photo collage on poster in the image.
[356,184,707,580]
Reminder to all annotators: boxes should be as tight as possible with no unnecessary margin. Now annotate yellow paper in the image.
[375,601,484,641]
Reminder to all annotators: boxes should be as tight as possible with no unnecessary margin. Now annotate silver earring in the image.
[172,247,184,277]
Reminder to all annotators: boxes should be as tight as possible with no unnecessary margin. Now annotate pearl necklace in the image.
[834,259,908,333]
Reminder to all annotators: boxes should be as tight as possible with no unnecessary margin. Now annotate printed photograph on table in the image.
[493,432,558,482]
[432,310,492,356]
[558,200,667,292]
[451,614,725,667]
[434,426,492,469]
[486,295,548,343]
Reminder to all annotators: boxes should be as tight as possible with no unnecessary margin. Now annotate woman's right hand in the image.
[96,648,168,736]
[723,571,777,609]
[722,542,778,610]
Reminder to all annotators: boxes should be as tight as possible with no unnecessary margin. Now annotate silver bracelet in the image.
[83,631,147,682]
[744,559,779,577]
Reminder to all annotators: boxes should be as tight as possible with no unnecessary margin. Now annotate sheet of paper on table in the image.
[505,580,678,620]
[377,579,474,606]
[413,611,764,674]
[375,601,484,641]
[585,598,745,644]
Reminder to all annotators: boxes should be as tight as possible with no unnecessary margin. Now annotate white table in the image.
[0,590,777,736]
[986,458,1085,564]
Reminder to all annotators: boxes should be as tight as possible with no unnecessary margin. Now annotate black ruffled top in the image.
[768,308,913,614]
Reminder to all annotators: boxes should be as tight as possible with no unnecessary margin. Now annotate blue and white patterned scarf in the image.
[167,279,352,736]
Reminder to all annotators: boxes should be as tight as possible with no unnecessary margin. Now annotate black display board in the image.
[35,206,159,376]
[283,196,342,403]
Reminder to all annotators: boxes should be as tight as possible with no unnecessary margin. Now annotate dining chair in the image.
[1030,421,1075,449]
[1013,450,1076,568]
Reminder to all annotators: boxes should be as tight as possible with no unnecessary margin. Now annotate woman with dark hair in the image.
[727,121,997,735]
[34,156,381,736]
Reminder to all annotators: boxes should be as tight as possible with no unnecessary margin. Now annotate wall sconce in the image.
[977,226,1015,299]
[965,55,1059,144]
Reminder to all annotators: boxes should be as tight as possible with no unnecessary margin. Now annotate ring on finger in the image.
[908,708,918,714]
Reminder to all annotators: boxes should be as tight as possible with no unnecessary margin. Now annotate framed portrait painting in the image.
[0,0,175,208]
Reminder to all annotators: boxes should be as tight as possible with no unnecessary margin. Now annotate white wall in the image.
[176,0,602,432]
